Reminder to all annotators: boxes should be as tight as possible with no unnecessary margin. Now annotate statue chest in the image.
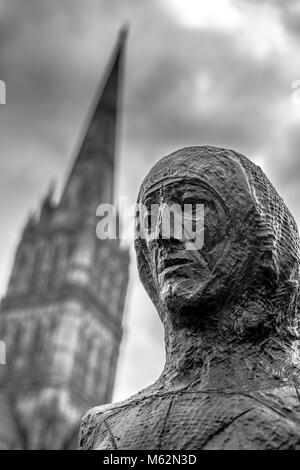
[93,391,300,450]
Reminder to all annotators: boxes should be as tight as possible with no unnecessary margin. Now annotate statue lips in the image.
[158,252,195,277]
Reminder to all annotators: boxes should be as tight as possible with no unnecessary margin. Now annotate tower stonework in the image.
[0,30,129,450]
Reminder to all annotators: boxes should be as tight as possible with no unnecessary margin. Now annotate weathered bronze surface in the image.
[79,146,300,450]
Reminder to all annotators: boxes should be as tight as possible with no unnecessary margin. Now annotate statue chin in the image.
[159,272,227,320]
[159,277,203,316]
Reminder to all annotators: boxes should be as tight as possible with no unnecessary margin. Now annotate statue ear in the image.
[296,279,300,319]
[271,278,299,331]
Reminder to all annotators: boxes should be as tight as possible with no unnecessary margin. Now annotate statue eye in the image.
[182,198,194,205]
[143,210,158,233]
[183,197,206,206]
[183,201,205,219]
[183,197,200,207]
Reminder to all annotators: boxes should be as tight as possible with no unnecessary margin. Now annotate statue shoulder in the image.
[78,389,149,450]
[78,403,114,450]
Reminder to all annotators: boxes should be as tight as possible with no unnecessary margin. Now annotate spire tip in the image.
[119,23,129,42]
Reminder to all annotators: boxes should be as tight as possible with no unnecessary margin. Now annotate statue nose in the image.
[154,204,183,243]
[156,206,165,239]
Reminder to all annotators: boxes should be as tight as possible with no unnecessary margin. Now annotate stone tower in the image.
[0,29,129,450]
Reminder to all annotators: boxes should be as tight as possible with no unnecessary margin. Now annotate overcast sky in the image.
[1,0,300,402]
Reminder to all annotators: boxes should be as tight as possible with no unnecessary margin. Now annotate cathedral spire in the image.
[0,27,130,450]
[60,27,128,212]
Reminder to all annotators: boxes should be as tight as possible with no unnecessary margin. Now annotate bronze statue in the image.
[79,146,300,450]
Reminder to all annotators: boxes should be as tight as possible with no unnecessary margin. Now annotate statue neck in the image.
[158,301,300,392]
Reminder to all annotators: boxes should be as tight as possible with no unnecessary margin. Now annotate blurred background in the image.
[0,0,300,405]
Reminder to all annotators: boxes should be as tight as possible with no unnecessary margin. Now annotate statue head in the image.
[135,146,300,341]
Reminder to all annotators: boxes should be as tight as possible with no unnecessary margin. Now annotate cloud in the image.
[237,0,300,39]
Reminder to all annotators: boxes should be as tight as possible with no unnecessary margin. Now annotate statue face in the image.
[136,146,300,332]
[140,178,229,311]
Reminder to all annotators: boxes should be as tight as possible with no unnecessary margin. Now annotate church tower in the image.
[0,29,129,449]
